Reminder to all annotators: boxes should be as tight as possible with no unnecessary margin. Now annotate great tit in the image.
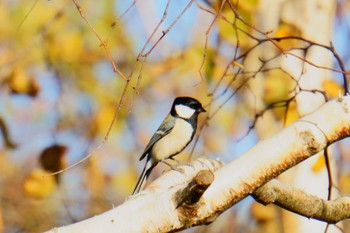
[132,96,206,194]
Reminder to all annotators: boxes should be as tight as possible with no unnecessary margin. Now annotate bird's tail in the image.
[132,159,156,195]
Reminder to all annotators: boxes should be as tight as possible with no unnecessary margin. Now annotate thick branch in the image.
[197,96,350,226]
[45,96,350,233]
[45,159,223,233]
[253,179,350,223]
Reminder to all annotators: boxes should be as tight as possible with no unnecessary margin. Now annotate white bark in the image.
[45,96,350,233]
[257,0,339,231]
[278,0,338,232]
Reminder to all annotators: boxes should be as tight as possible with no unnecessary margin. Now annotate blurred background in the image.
[0,0,350,232]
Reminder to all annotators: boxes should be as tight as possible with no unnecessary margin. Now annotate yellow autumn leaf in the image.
[322,79,344,99]
[311,155,325,173]
[48,30,83,63]
[23,169,56,198]
[216,0,257,48]
[96,105,115,132]
[8,68,39,97]
[85,155,106,194]
[233,60,244,69]
[95,103,126,135]
[263,70,293,105]
[339,173,350,194]
[275,23,300,38]
[217,10,240,45]
[251,202,277,221]
[112,168,139,195]
[274,23,301,49]
[284,101,299,126]
[262,69,300,125]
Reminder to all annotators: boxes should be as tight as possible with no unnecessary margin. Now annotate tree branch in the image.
[45,96,350,233]
[253,179,350,224]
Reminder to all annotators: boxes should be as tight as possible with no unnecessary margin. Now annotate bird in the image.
[132,96,206,194]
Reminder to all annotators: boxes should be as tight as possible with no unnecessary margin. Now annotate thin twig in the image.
[324,148,333,200]
[138,0,172,59]
[142,0,195,58]
[17,0,39,31]
[71,0,127,80]
[198,0,227,81]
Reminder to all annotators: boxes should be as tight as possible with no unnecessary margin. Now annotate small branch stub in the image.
[175,170,214,208]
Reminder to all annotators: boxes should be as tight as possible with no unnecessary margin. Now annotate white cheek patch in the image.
[175,104,195,119]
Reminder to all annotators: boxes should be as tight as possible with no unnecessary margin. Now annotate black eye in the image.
[190,103,199,109]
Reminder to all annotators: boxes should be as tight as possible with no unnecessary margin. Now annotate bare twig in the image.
[71,0,127,80]
[142,0,195,58]
[137,0,172,59]
[198,0,227,81]
[17,0,39,31]
[324,148,333,200]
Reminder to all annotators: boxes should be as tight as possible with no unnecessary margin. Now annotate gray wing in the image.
[139,114,175,161]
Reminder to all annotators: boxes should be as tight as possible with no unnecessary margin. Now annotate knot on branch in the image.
[300,130,323,156]
[175,170,214,224]
[175,170,214,207]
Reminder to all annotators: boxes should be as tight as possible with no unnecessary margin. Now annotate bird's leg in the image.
[161,160,177,169]
[161,157,196,174]
[160,159,186,174]
[169,157,194,168]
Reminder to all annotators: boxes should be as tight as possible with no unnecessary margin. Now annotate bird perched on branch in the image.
[132,96,206,194]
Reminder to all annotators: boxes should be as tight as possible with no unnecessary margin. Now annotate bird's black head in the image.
[171,96,206,119]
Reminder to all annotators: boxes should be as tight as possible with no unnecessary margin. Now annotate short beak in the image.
[200,106,206,113]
